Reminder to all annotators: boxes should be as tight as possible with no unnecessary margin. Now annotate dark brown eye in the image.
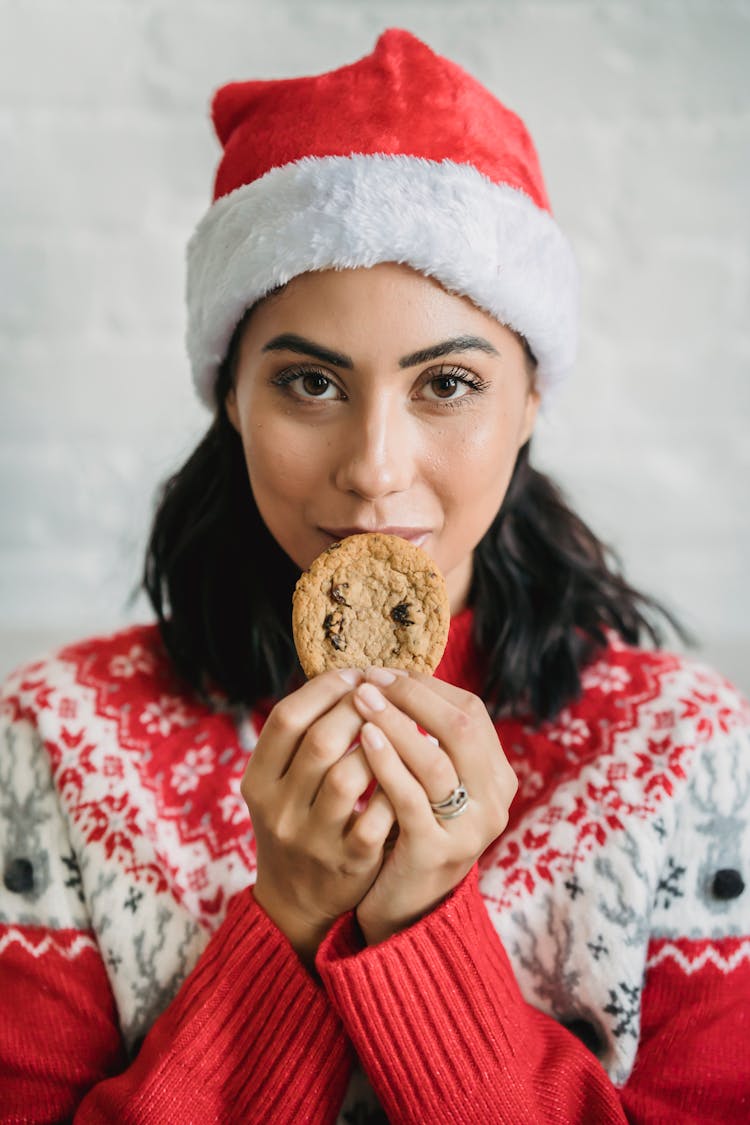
[419,366,488,404]
[430,376,460,398]
[301,372,332,396]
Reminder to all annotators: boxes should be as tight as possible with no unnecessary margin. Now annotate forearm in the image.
[77,887,353,1123]
[317,867,626,1124]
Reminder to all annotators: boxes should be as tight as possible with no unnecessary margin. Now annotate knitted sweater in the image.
[1,611,749,1123]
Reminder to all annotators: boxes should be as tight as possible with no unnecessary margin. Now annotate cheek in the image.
[424,416,523,543]
[426,410,519,483]
[241,415,323,499]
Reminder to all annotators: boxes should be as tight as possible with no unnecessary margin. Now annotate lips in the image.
[321,525,431,546]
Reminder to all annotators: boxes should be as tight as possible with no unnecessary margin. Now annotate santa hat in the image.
[186,29,578,407]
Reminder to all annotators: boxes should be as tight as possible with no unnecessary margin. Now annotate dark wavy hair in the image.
[143,309,688,722]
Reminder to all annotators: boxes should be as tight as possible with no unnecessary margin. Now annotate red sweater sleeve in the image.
[76,887,352,1123]
[316,866,627,1124]
[0,893,351,1123]
[318,868,750,1124]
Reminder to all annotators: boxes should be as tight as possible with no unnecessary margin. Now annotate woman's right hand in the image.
[241,669,396,966]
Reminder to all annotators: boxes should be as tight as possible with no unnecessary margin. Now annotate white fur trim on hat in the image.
[186,154,578,407]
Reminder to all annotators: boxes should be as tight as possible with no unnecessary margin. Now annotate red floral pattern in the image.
[479,643,747,912]
[5,623,748,931]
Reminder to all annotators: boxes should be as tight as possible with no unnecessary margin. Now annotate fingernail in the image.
[366,667,398,686]
[356,683,386,712]
[338,668,362,685]
[361,722,385,750]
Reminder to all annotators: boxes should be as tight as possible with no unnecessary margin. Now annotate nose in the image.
[333,396,414,500]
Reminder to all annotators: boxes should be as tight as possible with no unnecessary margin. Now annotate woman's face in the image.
[226,263,539,613]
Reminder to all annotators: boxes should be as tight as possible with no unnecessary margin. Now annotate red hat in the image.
[187,29,578,406]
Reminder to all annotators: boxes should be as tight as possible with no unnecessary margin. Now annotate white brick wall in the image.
[2,0,749,691]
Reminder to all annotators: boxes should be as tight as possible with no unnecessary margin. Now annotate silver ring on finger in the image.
[430,783,469,820]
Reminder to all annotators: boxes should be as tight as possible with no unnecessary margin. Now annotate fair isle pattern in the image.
[479,645,750,1083]
[2,624,749,1083]
[649,728,750,940]
[2,629,256,1046]
[487,643,748,913]
[4,629,258,922]
[646,936,750,975]
[0,927,98,959]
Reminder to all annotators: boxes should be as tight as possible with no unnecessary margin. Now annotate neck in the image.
[444,554,473,615]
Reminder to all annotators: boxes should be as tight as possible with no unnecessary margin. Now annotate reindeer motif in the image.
[689,738,749,916]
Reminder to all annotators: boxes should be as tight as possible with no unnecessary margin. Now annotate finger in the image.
[345,787,396,861]
[354,684,460,805]
[253,668,364,782]
[359,722,440,834]
[366,665,471,707]
[311,744,374,829]
[360,672,491,781]
[283,690,367,807]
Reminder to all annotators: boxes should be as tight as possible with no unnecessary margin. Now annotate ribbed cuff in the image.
[317,868,628,1124]
[316,866,536,1123]
[81,888,352,1124]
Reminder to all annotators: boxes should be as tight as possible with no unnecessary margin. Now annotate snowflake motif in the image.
[187,865,209,892]
[581,663,631,694]
[547,712,590,749]
[139,695,194,737]
[171,746,215,795]
[110,645,156,679]
[496,835,561,895]
[587,934,609,961]
[102,755,125,779]
[680,687,744,742]
[652,708,677,731]
[655,856,686,909]
[512,757,546,802]
[61,851,84,903]
[58,698,78,720]
[74,794,141,860]
[124,886,144,913]
[564,874,584,899]
[538,805,565,827]
[218,790,248,827]
[606,761,628,784]
[106,949,122,974]
[603,981,640,1039]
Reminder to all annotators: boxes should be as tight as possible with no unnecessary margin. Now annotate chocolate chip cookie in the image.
[292,533,450,677]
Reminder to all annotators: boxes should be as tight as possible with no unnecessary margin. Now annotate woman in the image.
[1,29,748,1123]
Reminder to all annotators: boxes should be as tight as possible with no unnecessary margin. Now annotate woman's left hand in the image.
[351,670,518,947]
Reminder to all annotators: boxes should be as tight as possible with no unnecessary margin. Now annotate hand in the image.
[241,669,396,965]
[351,670,518,946]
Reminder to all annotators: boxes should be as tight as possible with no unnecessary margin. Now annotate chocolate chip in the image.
[561,1017,604,1057]
[711,869,745,900]
[4,857,34,894]
[323,609,346,650]
[330,583,350,606]
[390,602,415,626]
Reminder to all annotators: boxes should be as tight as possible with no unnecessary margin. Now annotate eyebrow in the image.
[398,335,500,367]
[261,332,500,369]
[262,333,353,368]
